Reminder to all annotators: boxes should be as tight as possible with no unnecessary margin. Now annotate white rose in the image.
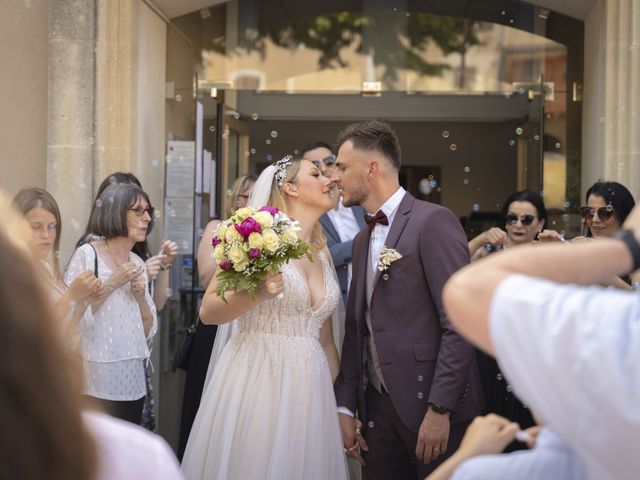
[262,229,280,253]
[248,232,264,249]
[253,211,274,228]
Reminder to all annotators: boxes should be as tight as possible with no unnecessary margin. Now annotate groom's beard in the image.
[342,184,369,208]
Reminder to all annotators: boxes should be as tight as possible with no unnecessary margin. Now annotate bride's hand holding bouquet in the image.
[211,205,310,302]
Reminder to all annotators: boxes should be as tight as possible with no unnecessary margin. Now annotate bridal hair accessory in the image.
[275,155,294,187]
[377,246,402,272]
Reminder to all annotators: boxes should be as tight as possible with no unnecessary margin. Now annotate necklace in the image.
[104,239,128,266]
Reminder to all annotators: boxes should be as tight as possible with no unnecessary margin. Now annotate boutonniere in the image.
[377,246,402,273]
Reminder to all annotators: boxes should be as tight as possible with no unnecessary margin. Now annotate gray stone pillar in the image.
[47,0,137,262]
[583,0,640,198]
[47,0,98,262]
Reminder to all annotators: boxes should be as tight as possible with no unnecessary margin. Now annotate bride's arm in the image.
[199,271,283,324]
[319,316,340,381]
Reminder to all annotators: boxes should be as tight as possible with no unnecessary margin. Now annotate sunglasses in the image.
[311,155,336,168]
[506,214,536,226]
[579,205,614,220]
[129,206,155,217]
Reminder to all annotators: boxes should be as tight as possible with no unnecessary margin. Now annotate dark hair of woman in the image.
[0,227,97,479]
[585,181,636,226]
[86,183,154,240]
[12,187,63,281]
[76,172,153,260]
[500,189,548,227]
[77,172,152,259]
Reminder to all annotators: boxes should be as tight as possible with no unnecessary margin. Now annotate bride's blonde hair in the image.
[268,156,326,253]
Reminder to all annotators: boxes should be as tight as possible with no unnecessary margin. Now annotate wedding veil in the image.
[202,165,278,392]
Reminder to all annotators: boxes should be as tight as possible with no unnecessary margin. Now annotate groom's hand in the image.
[416,409,450,464]
[339,413,368,465]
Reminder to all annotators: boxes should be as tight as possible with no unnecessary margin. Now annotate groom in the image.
[332,121,482,479]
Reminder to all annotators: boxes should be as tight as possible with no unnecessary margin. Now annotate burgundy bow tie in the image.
[365,210,389,231]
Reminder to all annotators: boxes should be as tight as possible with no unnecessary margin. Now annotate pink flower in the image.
[219,260,232,271]
[211,236,221,247]
[248,248,261,259]
[259,206,279,216]
[234,217,262,238]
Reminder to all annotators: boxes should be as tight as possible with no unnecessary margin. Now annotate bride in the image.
[181,156,349,479]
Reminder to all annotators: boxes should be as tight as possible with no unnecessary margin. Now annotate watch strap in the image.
[613,229,640,272]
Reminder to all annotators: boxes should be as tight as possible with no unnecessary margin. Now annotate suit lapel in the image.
[352,228,371,330]
[371,193,414,288]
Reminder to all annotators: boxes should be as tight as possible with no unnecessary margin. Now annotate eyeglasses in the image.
[129,206,154,217]
[311,155,336,168]
[579,205,614,220]
[506,214,536,226]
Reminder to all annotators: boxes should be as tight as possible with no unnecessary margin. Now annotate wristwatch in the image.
[612,229,640,272]
[428,403,449,414]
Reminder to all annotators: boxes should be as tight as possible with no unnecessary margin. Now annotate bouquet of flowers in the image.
[211,205,311,301]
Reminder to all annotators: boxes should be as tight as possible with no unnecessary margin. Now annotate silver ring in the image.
[433,448,440,453]
[356,428,361,435]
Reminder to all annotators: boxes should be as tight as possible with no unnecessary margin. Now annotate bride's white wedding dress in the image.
[182,251,349,480]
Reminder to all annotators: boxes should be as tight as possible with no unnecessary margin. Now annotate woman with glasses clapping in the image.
[468,190,549,448]
[468,190,549,260]
[66,183,157,424]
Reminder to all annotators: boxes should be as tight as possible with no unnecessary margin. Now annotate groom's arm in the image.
[421,207,475,412]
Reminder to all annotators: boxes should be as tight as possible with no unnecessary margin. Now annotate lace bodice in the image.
[236,252,340,339]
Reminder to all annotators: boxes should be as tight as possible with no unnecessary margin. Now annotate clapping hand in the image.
[145,254,167,281]
[454,414,519,461]
[68,270,102,303]
[109,262,144,290]
[160,240,178,267]
[131,275,147,301]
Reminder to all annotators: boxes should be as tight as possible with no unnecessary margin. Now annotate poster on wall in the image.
[166,141,195,197]
[163,197,194,255]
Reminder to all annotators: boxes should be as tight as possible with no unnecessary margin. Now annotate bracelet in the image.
[613,229,640,272]
[160,263,172,271]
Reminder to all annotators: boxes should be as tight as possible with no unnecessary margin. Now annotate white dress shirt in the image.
[327,198,363,288]
[368,187,406,273]
[451,427,586,479]
[489,274,640,480]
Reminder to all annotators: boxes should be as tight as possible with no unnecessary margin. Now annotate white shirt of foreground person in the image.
[84,410,184,480]
[489,274,640,480]
[450,427,586,480]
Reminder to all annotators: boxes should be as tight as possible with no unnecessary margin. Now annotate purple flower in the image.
[248,248,261,259]
[219,260,232,271]
[211,236,222,247]
[259,205,279,216]
[234,217,262,238]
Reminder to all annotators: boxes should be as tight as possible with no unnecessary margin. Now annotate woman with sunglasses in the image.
[469,190,548,260]
[470,190,548,448]
[580,181,635,238]
[66,183,157,424]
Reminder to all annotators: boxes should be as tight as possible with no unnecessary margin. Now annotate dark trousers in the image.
[85,395,145,425]
[362,386,469,480]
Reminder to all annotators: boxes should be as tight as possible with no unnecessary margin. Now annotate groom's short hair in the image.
[336,120,401,170]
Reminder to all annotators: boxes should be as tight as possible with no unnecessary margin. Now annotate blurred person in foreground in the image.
[442,196,640,479]
[0,192,183,480]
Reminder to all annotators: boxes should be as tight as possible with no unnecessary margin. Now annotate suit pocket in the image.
[414,343,440,362]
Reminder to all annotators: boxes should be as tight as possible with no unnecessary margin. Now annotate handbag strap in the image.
[88,243,99,277]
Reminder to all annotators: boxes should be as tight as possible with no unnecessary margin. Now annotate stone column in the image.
[583,0,640,198]
[47,0,98,262]
[47,0,137,262]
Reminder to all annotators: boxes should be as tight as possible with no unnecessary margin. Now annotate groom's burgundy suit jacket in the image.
[335,193,483,431]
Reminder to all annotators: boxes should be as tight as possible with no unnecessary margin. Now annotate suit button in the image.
[367,421,375,429]
[417,392,424,400]
[417,375,424,382]
[382,273,389,280]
